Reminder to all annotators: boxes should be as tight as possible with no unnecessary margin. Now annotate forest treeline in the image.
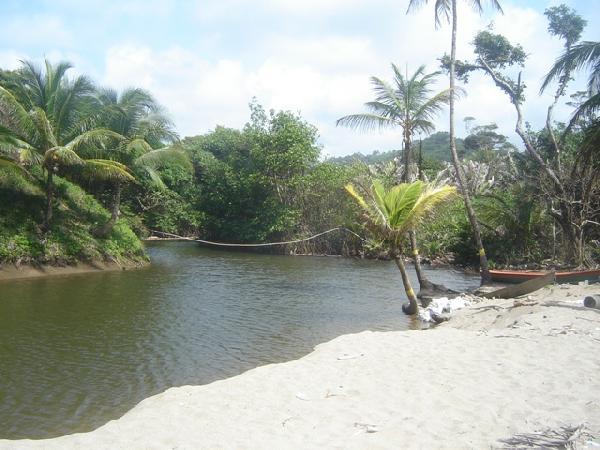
[0,3,598,270]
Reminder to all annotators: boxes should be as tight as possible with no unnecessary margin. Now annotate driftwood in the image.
[482,271,555,299]
[497,423,591,449]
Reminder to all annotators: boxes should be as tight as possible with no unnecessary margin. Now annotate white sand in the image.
[2,284,599,449]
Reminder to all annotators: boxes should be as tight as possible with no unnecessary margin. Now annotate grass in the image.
[0,173,146,265]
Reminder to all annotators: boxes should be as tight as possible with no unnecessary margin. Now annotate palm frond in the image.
[53,74,96,141]
[0,157,28,176]
[345,183,371,212]
[125,138,154,157]
[408,184,457,228]
[44,146,84,166]
[336,113,395,131]
[19,146,44,166]
[0,157,40,195]
[387,181,424,228]
[82,159,135,182]
[29,107,57,148]
[567,92,600,130]
[134,147,192,171]
[434,0,451,27]
[67,128,125,155]
[0,86,37,143]
[541,41,600,94]
[346,180,456,240]
[143,166,167,190]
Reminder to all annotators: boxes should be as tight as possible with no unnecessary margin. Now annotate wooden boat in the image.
[490,268,600,284]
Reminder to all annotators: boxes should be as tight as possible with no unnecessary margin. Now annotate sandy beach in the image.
[1,283,599,449]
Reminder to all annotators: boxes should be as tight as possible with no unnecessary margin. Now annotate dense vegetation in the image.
[0,3,598,282]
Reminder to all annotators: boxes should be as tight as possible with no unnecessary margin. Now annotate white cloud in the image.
[0,15,71,48]
[93,0,593,156]
[0,51,28,70]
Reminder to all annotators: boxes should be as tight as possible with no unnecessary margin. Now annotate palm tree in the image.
[0,60,126,230]
[85,87,189,236]
[542,41,600,128]
[337,64,451,294]
[407,0,503,284]
[345,180,456,315]
[337,64,450,179]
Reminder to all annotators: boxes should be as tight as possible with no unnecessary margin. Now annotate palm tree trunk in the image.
[393,250,419,315]
[402,133,436,294]
[95,182,122,237]
[409,230,434,292]
[42,168,55,231]
[449,0,491,284]
[403,129,411,181]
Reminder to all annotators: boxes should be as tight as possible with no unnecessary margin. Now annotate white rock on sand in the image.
[2,284,600,449]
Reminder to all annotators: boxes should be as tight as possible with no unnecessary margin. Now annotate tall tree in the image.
[542,5,586,171]
[87,87,188,236]
[345,180,456,315]
[456,27,598,265]
[407,0,503,284]
[0,60,125,230]
[336,64,451,294]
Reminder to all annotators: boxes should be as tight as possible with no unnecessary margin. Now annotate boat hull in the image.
[489,269,600,284]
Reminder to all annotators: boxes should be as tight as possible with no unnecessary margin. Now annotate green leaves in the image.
[82,159,135,183]
[337,64,450,139]
[345,180,457,246]
[473,31,527,70]
[44,146,84,167]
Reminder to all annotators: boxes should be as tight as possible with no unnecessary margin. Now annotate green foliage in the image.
[328,132,467,165]
[417,199,470,260]
[473,31,527,70]
[345,179,457,251]
[0,177,145,264]
[544,5,586,49]
[464,123,515,162]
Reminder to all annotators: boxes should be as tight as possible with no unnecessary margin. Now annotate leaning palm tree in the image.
[345,180,456,315]
[0,71,126,230]
[337,64,451,295]
[85,87,189,236]
[407,0,503,284]
[541,40,600,128]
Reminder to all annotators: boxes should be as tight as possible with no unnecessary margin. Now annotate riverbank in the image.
[2,283,599,449]
[0,258,149,282]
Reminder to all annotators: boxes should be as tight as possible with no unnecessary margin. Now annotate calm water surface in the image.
[0,241,478,439]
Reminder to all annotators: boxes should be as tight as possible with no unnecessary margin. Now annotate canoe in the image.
[490,269,600,284]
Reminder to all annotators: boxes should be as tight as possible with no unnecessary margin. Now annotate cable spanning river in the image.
[0,241,478,439]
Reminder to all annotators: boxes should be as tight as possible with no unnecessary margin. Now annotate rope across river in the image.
[149,227,365,247]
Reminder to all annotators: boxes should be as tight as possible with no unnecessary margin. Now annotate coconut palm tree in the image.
[407,0,503,284]
[345,180,456,315]
[0,61,127,230]
[337,64,450,179]
[85,87,189,236]
[337,64,451,294]
[542,40,600,128]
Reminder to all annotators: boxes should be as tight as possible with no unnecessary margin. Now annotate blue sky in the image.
[1,0,598,156]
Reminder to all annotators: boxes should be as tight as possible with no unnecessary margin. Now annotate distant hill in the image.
[328,132,467,165]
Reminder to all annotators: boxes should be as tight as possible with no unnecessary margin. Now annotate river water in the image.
[0,241,478,439]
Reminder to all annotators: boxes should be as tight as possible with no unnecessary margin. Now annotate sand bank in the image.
[1,284,599,449]
[0,259,148,282]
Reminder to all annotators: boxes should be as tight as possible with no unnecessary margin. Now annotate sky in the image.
[0,0,598,157]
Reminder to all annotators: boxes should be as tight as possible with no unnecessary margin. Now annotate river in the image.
[0,241,478,439]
